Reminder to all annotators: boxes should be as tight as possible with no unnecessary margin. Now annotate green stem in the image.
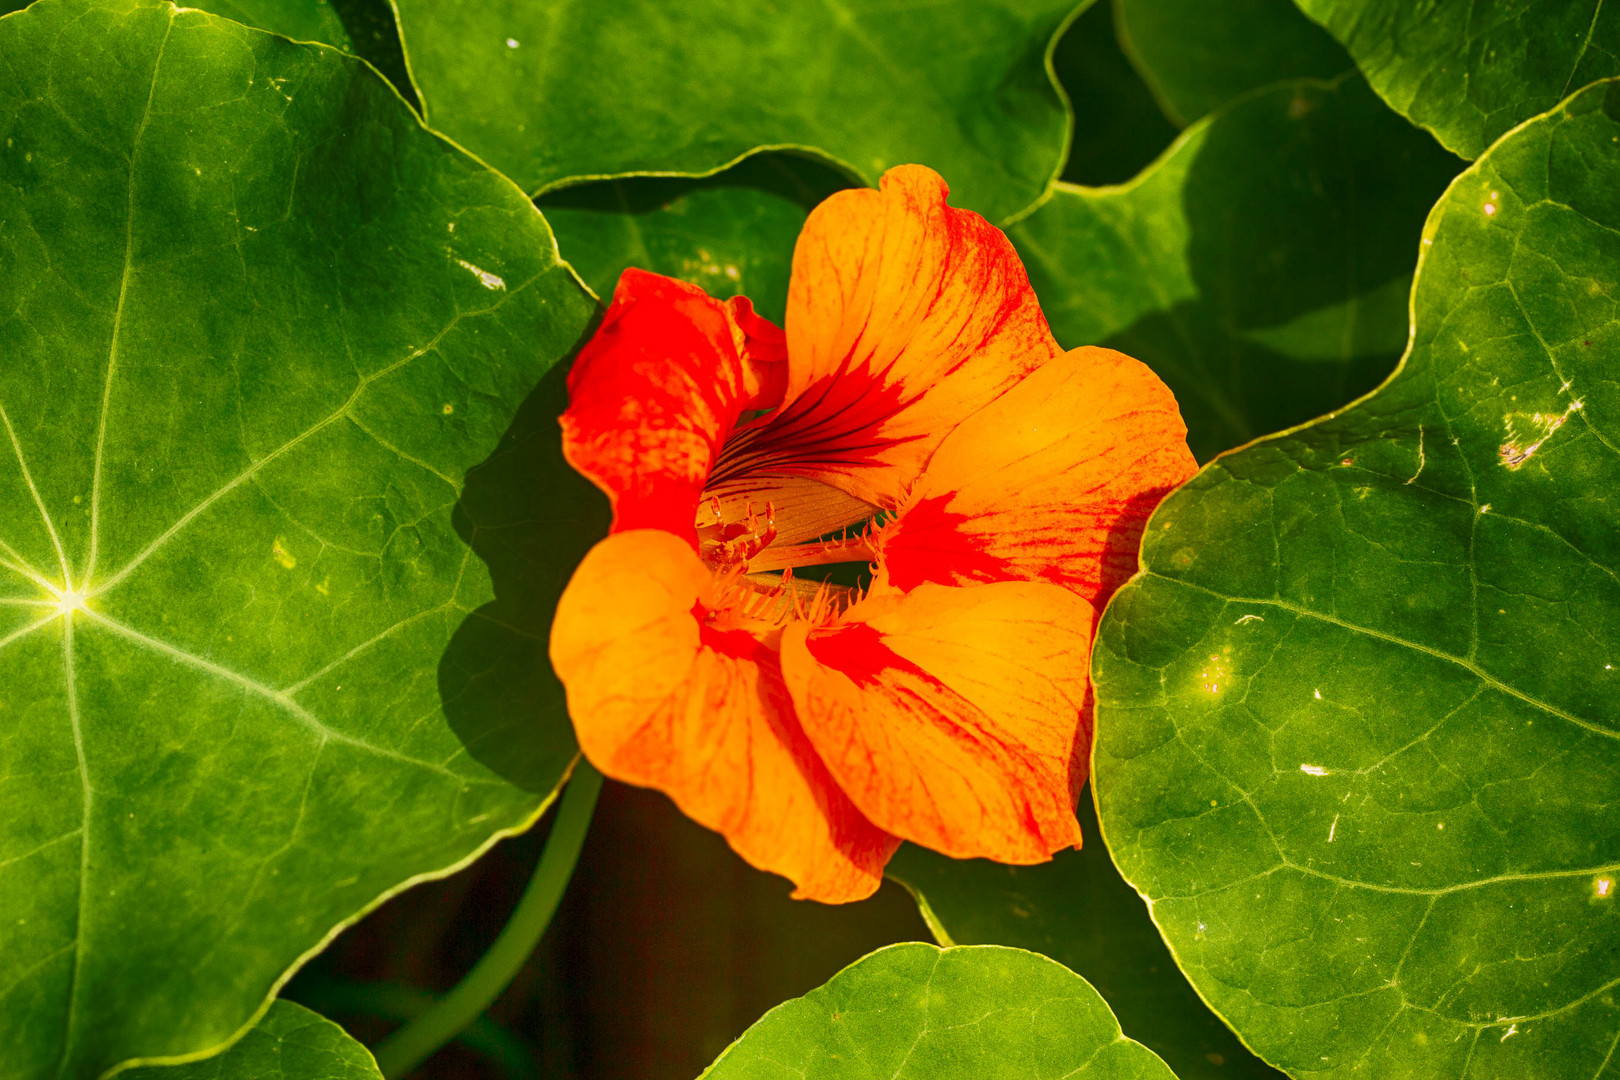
[373,760,604,1079]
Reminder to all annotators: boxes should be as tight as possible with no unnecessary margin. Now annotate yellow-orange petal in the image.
[710,165,1061,511]
[778,581,1094,863]
[875,346,1196,611]
[549,529,898,902]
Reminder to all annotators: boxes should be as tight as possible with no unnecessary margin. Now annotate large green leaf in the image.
[124,1003,379,1080]
[1010,74,1461,461]
[540,153,853,325]
[389,0,1083,223]
[0,0,600,1076]
[1093,80,1620,1078]
[1294,0,1620,159]
[699,944,1179,1079]
[887,793,1281,1080]
[1115,0,1350,124]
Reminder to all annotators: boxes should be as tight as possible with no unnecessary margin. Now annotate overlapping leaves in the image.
[389,0,1082,223]
[124,1003,381,1080]
[1016,73,1459,461]
[0,0,598,1075]
[1295,0,1620,158]
[4,0,1617,1076]
[1093,79,1620,1078]
[1116,0,1349,124]
[888,798,1282,1080]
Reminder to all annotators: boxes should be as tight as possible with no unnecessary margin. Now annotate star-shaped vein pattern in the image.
[0,1,598,1077]
[1093,80,1620,1078]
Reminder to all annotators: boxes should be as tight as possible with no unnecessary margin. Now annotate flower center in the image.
[697,497,777,574]
[696,497,879,578]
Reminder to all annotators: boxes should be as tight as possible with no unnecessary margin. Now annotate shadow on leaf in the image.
[438,336,608,794]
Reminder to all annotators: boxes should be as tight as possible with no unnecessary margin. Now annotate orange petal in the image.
[560,270,786,540]
[549,529,897,902]
[711,165,1061,511]
[875,346,1196,610]
[779,581,1093,863]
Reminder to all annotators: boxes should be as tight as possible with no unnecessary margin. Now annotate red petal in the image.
[560,270,786,541]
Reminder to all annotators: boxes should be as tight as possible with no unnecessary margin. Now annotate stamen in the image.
[698,496,780,574]
[745,531,877,574]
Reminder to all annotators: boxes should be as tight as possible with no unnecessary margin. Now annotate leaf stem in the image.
[373,760,604,1078]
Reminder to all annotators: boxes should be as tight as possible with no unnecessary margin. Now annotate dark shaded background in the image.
[285,782,929,1079]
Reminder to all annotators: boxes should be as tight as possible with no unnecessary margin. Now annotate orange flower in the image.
[550,166,1195,903]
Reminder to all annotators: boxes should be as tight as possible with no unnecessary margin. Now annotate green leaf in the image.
[699,943,1180,1079]
[1294,0,1620,159]
[1053,0,1181,186]
[319,0,418,111]
[1010,74,1461,461]
[145,0,421,111]
[1115,0,1351,124]
[888,793,1281,1080]
[168,0,348,48]
[1092,79,1620,1078]
[541,153,854,324]
[390,0,1084,223]
[0,0,600,1076]
[123,1003,379,1080]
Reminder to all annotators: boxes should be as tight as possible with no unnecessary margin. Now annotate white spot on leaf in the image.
[1501,400,1582,468]
[457,259,506,290]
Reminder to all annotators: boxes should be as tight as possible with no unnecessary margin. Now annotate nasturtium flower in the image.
[550,165,1196,903]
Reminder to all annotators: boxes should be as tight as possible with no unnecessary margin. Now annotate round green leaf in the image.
[1115,0,1350,125]
[1294,0,1620,159]
[887,792,1282,1080]
[1010,74,1461,461]
[700,944,1179,1080]
[124,1003,379,1080]
[1093,80,1620,1078]
[0,0,600,1076]
[389,0,1084,223]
